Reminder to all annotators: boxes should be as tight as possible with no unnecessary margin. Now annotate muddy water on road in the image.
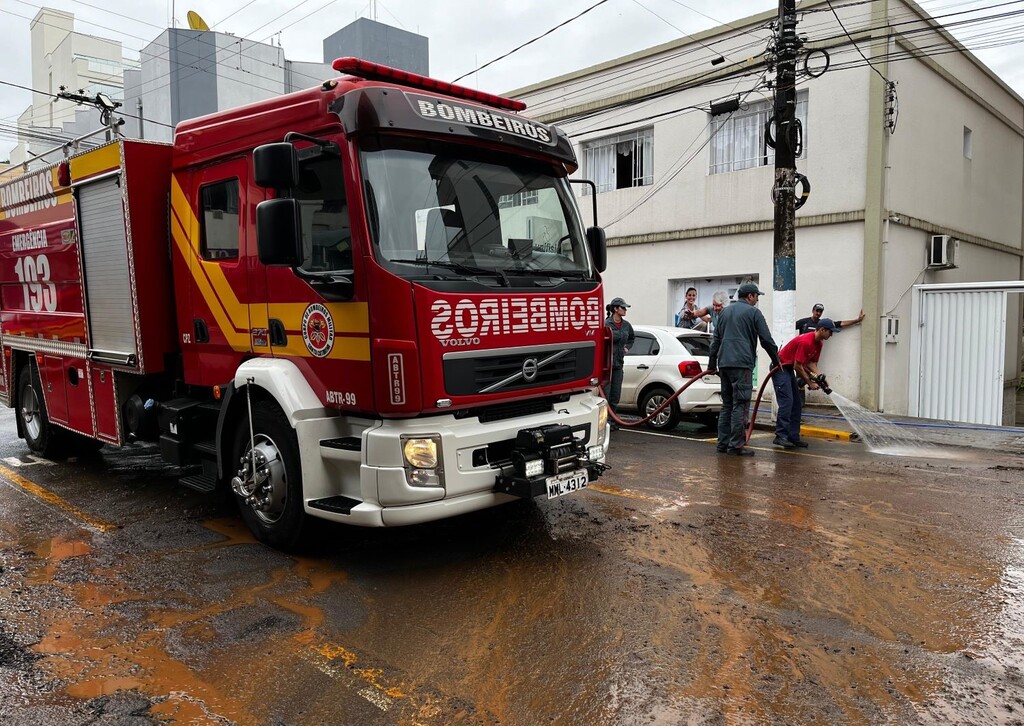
[1,429,1024,724]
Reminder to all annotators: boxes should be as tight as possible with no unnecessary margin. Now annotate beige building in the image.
[512,0,1024,424]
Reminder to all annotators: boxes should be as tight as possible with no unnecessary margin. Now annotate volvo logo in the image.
[522,357,539,382]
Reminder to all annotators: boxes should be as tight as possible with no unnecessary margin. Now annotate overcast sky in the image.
[1,0,1022,159]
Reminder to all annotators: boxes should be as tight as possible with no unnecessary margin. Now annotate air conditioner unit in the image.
[927,234,959,269]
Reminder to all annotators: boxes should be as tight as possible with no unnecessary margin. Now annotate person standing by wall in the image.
[771,319,839,449]
[796,303,865,334]
[689,290,728,333]
[676,287,709,331]
[604,297,635,428]
[707,283,780,456]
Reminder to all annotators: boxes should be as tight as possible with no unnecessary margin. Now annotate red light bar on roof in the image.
[332,57,527,112]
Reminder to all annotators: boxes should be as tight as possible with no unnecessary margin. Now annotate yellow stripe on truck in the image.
[170,176,370,361]
[69,142,122,181]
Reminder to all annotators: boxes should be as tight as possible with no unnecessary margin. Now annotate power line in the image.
[452,0,613,83]
[825,0,891,83]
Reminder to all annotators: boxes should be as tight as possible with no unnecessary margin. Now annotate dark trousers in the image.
[772,367,802,442]
[717,367,752,450]
[607,366,623,413]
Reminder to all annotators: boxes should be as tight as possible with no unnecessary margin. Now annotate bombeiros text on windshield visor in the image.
[409,94,553,144]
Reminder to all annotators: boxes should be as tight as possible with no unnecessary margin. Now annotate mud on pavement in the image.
[1,424,1024,724]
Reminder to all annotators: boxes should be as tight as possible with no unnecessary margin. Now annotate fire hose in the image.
[604,364,829,446]
[601,368,715,429]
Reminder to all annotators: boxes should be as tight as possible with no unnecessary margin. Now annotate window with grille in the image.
[709,92,808,175]
[498,190,539,208]
[199,178,240,260]
[582,128,654,193]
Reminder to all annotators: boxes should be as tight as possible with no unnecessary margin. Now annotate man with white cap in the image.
[707,284,780,456]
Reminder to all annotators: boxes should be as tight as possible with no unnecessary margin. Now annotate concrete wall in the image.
[323,18,428,75]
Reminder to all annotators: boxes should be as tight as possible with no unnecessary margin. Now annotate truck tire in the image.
[641,387,680,432]
[17,366,61,459]
[231,400,306,549]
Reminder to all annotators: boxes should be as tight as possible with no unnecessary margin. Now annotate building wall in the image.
[322,18,429,74]
[512,0,1023,414]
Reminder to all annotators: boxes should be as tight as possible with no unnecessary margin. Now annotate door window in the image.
[199,179,240,260]
[626,334,659,357]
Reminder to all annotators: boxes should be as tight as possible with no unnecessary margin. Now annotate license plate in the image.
[546,469,589,499]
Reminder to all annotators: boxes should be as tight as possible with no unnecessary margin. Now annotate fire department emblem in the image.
[301,303,335,358]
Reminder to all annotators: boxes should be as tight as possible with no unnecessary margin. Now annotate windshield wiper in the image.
[516,268,589,280]
[390,258,509,287]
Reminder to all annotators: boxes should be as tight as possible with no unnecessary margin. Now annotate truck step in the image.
[319,437,362,463]
[179,473,217,494]
[321,437,361,451]
[308,496,361,515]
[194,440,218,457]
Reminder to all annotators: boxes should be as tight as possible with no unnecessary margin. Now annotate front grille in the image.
[444,345,594,395]
[475,398,554,423]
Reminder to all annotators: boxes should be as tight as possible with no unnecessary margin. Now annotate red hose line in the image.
[601,369,713,428]
[602,364,782,444]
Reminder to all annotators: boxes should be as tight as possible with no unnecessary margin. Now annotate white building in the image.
[11,8,138,166]
[512,0,1024,424]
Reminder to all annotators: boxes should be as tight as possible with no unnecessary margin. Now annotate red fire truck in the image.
[0,59,610,547]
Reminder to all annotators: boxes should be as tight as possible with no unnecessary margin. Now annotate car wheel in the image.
[641,387,680,431]
[17,365,61,458]
[231,400,307,550]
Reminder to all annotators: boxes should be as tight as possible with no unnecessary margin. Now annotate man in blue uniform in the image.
[707,283,780,456]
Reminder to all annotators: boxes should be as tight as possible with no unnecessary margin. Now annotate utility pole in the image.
[771,0,800,348]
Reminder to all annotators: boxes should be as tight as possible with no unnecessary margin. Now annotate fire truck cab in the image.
[0,59,610,548]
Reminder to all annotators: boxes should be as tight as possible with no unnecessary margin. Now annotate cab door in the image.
[186,159,252,386]
[620,331,659,407]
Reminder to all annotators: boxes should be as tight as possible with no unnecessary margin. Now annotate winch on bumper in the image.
[494,424,608,500]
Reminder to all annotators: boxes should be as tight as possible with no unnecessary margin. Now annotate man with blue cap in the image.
[772,318,839,449]
[707,283,780,456]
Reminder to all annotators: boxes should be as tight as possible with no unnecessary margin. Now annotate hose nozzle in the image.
[811,373,832,395]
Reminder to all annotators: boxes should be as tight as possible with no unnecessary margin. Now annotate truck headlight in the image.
[403,437,438,468]
[401,435,444,487]
[597,400,608,445]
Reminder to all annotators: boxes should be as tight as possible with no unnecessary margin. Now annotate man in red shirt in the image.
[772,318,839,449]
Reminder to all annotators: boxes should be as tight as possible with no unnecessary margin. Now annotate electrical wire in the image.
[825,0,892,83]
[452,0,613,83]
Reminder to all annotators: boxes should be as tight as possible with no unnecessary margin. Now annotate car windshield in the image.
[359,139,593,282]
[678,334,712,358]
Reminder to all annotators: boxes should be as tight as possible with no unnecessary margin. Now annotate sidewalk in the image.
[754,398,1024,456]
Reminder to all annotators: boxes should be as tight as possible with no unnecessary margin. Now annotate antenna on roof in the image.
[187,10,210,31]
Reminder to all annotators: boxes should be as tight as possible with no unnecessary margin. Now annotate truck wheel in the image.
[17,366,60,458]
[641,387,680,432]
[231,401,306,549]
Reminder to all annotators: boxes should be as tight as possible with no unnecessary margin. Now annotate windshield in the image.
[360,140,593,281]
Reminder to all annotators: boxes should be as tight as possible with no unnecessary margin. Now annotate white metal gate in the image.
[910,282,1022,426]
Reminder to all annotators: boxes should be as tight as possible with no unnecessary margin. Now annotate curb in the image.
[800,425,856,442]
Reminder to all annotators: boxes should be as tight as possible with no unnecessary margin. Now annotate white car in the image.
[618,325,722,431]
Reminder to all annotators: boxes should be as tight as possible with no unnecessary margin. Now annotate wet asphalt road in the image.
[1,411,1024,725]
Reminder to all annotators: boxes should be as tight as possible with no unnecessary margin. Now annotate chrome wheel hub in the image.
[20,387,41,441]
[231,435,287,524]
[645,394,671,427]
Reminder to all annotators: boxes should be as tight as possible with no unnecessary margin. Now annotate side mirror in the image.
[254,143,299,188]
[256,199,302,266]
[586,226,606,272]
